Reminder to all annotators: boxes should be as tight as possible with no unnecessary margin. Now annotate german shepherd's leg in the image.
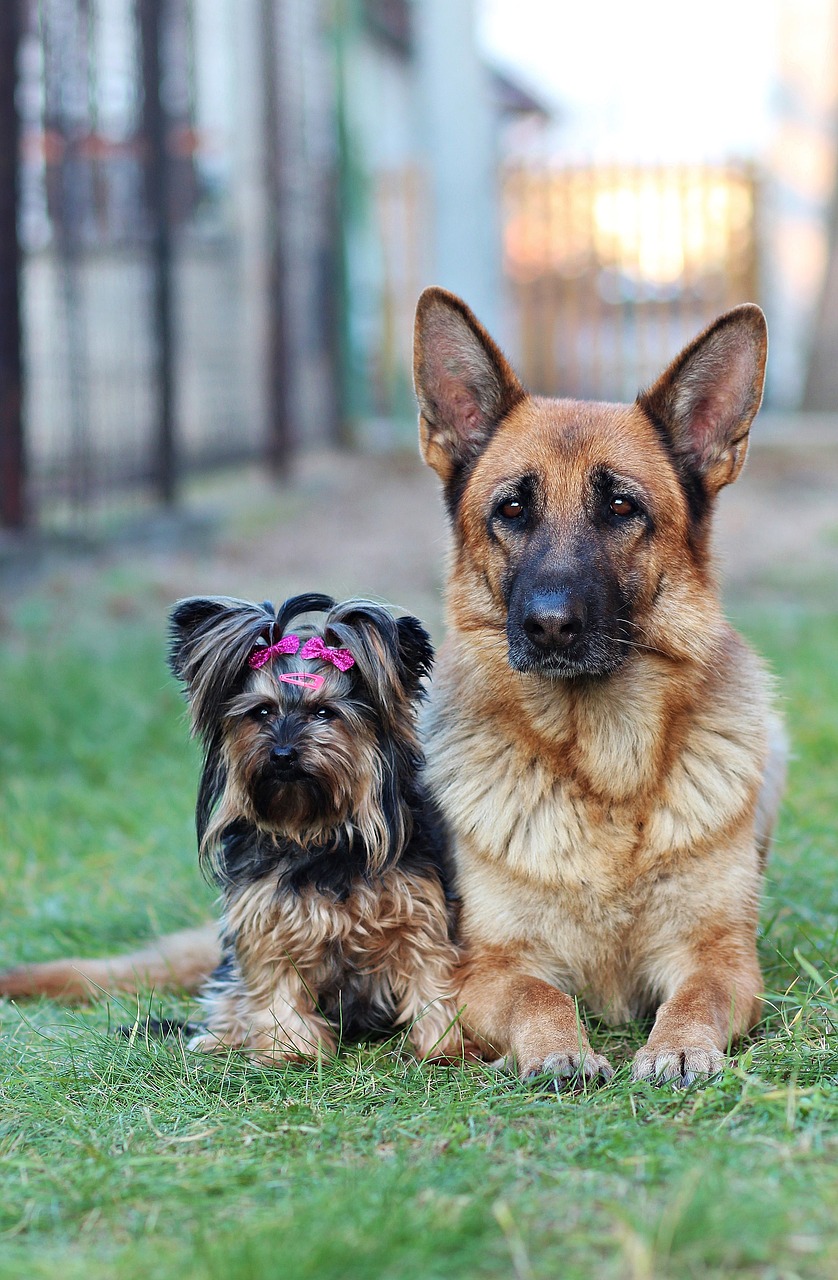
[191,959,336,1065]
[632,933,762,1087]
[458,951,613,1083]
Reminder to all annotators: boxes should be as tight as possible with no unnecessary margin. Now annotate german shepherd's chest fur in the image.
[425,636,770,1022]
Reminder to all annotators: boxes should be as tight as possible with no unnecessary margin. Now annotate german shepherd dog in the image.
[413,287,785,1086]
[0,594,466,1064]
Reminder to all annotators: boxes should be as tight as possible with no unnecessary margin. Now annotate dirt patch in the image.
[714,444,838,604]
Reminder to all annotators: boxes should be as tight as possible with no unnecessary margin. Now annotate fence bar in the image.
[260,0,293,477]
[0,2,25,529]
[139,0,176,504]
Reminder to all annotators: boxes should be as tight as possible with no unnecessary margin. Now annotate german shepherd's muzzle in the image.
[501,481,635,679]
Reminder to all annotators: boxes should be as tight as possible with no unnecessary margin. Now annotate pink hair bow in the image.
[299,635,355,671]
[247,632,355,674]
[248,633,300,670]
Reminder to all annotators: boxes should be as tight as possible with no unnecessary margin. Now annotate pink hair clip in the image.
[277,672,325,690]
[299,635,355,671]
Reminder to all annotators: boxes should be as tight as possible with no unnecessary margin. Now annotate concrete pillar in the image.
[413,0,502,335]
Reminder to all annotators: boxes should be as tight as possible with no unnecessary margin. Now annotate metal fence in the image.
[1,0,346,531]
[15,0,261,522]
[0,5,763,532]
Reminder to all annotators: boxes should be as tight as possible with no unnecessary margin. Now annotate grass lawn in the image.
[1,576,836,1279]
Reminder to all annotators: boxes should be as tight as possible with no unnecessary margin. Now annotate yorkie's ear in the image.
[169,597,237,678]
[395,615,434,700]
[168,595,276,740]
[324,600,434,713]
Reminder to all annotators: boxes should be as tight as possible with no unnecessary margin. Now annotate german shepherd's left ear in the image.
[413,287,524,487]
[638,304,768,497]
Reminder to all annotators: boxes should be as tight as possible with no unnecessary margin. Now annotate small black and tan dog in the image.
[173,591,466,1064]
[0,593,466,1065]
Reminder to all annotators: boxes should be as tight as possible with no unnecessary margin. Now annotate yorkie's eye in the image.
[314,706,336,721]
[249,703,273,722]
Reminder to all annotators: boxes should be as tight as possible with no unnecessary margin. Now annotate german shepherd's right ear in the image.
[638,304,768,498]
[413,287,524,488]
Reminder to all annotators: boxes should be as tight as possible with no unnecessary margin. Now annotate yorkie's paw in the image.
[245,1046,326,1067]
[187,1029,333,1066]
[415,1031,486,1064]
[186,1030,245,1058]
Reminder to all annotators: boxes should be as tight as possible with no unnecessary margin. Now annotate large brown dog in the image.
[413,287,785,1086]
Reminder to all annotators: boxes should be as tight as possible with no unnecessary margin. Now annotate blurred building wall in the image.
[337,0,501,446]
[763,0,838,407]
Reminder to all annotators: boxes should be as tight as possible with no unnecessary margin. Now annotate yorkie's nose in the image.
[270,745,299,771]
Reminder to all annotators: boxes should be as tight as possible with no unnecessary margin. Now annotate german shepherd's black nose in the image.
[270,745,300,771]
[522,591,587,651]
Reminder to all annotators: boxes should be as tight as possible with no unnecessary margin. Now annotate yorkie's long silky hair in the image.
[168,593,437,889]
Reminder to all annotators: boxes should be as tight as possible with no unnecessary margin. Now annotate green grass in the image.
[1,592,837,1279]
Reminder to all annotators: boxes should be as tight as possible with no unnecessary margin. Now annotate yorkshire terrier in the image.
[165,591,466,1064]
[0,593,467,1064]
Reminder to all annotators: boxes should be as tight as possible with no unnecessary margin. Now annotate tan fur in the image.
[193,868,465,1063]
[0,926,219,1001]
[415,288,783,1085]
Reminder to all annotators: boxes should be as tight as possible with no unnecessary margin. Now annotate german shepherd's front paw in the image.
[521,1047,613,1087]
[632,1042,725,1088]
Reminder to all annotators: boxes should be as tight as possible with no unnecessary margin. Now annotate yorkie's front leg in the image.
[388,876,470,1060]
[400,983,467,1060]
[191,957,336,1065]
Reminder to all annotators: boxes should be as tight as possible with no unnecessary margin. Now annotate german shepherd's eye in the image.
[609,495,638,518]
[496,497,526,522]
